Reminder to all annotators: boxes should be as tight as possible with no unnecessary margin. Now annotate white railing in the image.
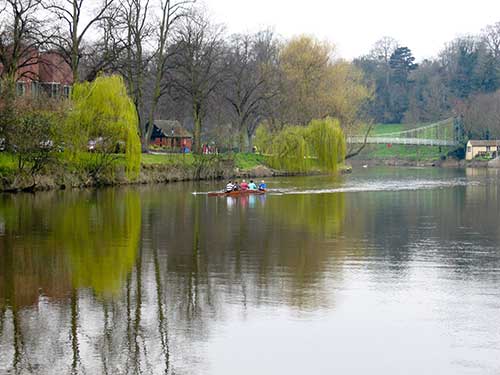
[346,137,459,146]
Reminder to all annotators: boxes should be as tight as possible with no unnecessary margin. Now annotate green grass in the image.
[141,153,268,169]
[141,153,195,165]
[0,153,18,174]
[0,152,269,173]
[370,123,406,135]
[356,144,453,161]
[233,153,267,170]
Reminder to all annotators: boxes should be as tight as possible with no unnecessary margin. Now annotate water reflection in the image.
[1,169,500,374]
[0,189,141,374]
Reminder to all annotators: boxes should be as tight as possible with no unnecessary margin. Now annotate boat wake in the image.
[278,179,478,195]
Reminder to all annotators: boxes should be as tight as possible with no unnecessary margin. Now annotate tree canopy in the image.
[277,36,372,130]
[256,117,346,173]
[67,75,141,177]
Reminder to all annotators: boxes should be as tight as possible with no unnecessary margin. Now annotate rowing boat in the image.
[207,190,266,197]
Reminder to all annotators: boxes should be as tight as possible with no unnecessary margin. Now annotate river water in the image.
[1,167,500,374]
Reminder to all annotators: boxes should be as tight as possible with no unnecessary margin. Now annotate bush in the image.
[6,110,62,177]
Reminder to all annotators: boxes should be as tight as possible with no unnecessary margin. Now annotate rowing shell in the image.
[207,190,266,197]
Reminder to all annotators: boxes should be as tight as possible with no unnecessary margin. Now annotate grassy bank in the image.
[0,151,273,192]
[355,144,454,162]
[142,152,267,170]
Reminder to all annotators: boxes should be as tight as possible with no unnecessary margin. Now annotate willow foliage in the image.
[255,117,346,173]
[269,126,310,172]
[67,75,141,178]
[307,118,346,173]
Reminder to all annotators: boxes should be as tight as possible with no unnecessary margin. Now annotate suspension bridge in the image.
[347,118,463,147]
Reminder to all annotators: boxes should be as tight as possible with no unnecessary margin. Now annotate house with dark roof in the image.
[0,49,73,98]
[466,140,500,160]
[150,120,193,151]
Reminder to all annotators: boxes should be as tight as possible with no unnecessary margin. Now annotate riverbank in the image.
[350,157,500,169]
[0,152,351,192]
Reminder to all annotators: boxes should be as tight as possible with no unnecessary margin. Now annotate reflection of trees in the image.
[146,189,348,318]
[0,189,141,374]
[57,190,141,296]
[3,173,500,373]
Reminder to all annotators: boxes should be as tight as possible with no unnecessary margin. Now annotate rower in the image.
[233,181,240,191]
[240,179,249,190]
[258,180,267,191]
[248,180,257,190]
[225,180,234,192]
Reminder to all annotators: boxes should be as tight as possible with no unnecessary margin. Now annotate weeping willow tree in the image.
[269,126,311,172]
[306,118,346,173]
[66,75,141,179]
[255,117,346,173]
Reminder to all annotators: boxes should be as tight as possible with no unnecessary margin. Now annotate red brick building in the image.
[0,50,73,97]
[151,120,193,151]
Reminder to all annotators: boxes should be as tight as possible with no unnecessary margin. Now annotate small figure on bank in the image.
[240,179,249,190]
[258,180,267,191]
[248,180,257,190]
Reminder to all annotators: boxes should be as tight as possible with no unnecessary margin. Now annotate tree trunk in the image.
[345,124,373,159]
[239,122,250,152]
[71,3,80,83]
[193,103,202,154]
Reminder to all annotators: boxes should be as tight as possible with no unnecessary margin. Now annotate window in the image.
[31,82,39,97]
[50,83,60,98]
[16,82,26,96]
[40,83,61,98]
[63,85,71,98]
[467,146,471,153]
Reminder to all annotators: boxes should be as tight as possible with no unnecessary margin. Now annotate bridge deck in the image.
[347,137,458,147]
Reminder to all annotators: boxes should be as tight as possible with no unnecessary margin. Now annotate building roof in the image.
[468,140,500,147]
[152,120,192,138]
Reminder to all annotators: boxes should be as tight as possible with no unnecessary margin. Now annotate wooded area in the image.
[0,0,371,157]
[354,25,500,139]
[2,0,500,155]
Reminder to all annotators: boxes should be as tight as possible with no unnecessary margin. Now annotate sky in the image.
[205,0,500,61]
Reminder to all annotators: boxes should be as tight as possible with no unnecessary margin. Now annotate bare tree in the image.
[44,0,115,82]
[462,90,500,139]
[79,15,126,81]
[482,22,500,61]
[168,11,225,154]
[0,0,46,87]
[223,30,279,152]
[143,0,192,150]
[118,0,152,126]
[369,36,399,64]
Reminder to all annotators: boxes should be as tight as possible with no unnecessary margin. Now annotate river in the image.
[1,167,499,374]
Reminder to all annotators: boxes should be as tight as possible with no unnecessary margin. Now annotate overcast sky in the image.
[205,0,500,61]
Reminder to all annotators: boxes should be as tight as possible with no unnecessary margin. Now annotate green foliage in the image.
[255,117,346,173]
[0,153,17,175]
[233,153,267,170]
[268,125,310,172]
[66,75,141,179]
[307,118,346,173]
[10,111,62,175]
